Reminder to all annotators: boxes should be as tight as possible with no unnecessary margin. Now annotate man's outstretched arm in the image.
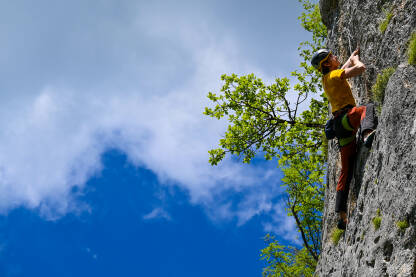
[341,49,366,79]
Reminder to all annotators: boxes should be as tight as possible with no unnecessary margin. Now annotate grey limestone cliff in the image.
[316,0,416,276]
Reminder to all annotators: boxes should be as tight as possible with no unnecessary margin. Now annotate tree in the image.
[203,1,327,275]
[261,234,316,277]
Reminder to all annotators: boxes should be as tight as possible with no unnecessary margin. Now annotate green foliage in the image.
[396,220,409,230]
[204,0,327,168]
[371,67,395,112]
[331,228,344,245]
[379,10,393,33]
[298,0,327,47]
[261,234,317,277]
[204,74,327,165]
[372,209,382,230]
[408,31,416,65]
[205,0,327,275]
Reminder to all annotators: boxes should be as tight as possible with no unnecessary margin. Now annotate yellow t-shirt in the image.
[322,69,356,113]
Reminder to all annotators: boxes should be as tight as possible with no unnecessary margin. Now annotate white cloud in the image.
[0,0,299,232]
[0,22,279,222]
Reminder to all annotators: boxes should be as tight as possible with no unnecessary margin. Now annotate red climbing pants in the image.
[335,105,366,213]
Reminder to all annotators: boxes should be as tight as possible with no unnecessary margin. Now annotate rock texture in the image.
[316,0,416,276]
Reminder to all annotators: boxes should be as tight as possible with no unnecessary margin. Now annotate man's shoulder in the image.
[328,69,344,79]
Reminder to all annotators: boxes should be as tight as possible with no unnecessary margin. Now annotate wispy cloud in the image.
[142,207,172,221]
[263,203,301,245]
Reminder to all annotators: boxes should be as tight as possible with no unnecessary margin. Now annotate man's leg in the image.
[361,103,378,147]
[335,105,373,228]
[360,103,377,132]
[335,140,357,228]
[348,104,377,142]
[347,106,366,129]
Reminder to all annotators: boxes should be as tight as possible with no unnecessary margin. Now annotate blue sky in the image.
[0,1,312,276]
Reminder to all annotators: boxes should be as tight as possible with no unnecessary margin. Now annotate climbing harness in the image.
[325,105,355,147]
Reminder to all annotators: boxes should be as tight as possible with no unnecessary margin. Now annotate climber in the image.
[311,48,377,230]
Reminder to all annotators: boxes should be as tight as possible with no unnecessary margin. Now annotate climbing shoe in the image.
[363,130,376,148]
[337,219,346,230]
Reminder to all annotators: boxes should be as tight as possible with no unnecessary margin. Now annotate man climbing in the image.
[311,48,377,230]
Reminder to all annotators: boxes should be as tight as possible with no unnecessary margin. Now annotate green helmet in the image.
[311,49,331,71]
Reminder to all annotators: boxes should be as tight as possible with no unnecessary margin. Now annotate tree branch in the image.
[288,196,319,262]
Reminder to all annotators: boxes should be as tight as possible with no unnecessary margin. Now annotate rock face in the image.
[316,0,416,276]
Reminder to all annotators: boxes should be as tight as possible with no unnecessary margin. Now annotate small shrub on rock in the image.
[372,67,396,113]
[396,220,409,230]
[379,10,393,33]
[372,209,382,230]
[408,31,416,65]
[360,231,366,241]
[331,228,344,245]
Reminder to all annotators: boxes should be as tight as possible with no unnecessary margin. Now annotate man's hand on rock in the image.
[349,49,360,65]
